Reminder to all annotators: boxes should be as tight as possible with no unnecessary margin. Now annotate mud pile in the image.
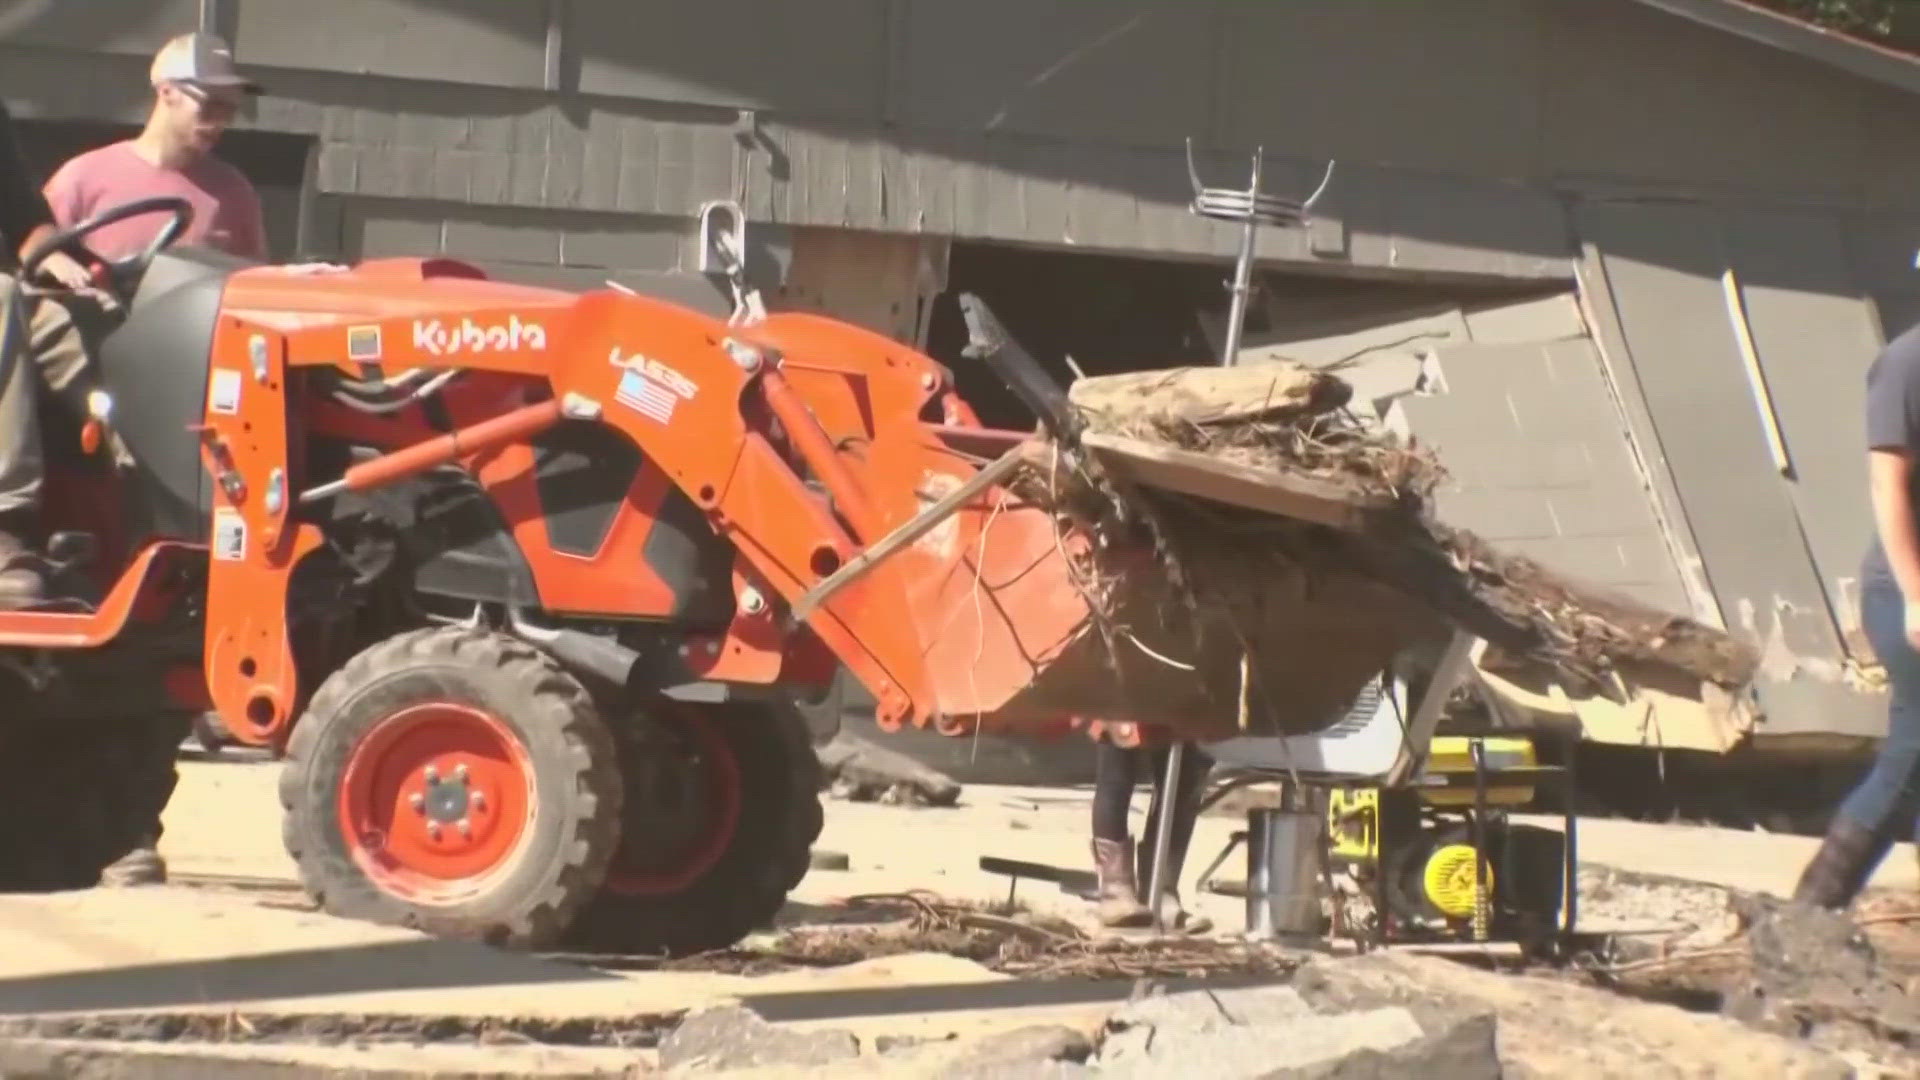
[1048,363,1758,708]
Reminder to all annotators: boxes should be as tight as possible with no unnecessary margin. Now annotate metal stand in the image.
[1138,141,1339,936]
[1181,137,1335,369]
[1146,741,1185,934]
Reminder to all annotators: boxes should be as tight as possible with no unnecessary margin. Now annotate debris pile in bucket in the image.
[1046,362,1759,700]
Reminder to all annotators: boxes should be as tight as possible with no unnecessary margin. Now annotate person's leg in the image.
[0,274,88,609]
[7,286,164,886]
[1090,739,1149,927]
[1794,574,1920,908]
[1137,741,1215,933]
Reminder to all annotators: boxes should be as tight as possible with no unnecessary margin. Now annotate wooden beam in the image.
[1077,430,1388,531]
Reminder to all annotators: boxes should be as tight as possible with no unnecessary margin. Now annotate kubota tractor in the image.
[0,195,1428,954]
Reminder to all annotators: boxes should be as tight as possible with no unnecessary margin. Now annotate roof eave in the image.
[1630,0,1920,97]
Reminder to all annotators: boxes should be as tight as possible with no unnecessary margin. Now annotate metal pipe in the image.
[1146,741,1185,934]
[300,398,562,504]
[756,365,884,543]
[1218,155,1263,370]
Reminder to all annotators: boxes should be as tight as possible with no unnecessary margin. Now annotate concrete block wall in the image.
[1400,337,1692,612]
[326,195,734,313]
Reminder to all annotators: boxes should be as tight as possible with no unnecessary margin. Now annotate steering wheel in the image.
[0,196,195,454]
[18,195,196,300]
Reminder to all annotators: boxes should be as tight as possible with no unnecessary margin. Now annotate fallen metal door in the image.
[1575,200,1845,672]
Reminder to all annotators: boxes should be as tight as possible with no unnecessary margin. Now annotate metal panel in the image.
[895,0,1212,146]
[575,0,885,119]
[1721,207,1885,656]
[1575,200,1841,662]
[1220,0,1544,182]
[1544,0,1866,200]
[234,0,550,89]
[0,0,200,55]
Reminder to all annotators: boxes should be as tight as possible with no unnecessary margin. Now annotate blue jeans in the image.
[1837,573,1920,844]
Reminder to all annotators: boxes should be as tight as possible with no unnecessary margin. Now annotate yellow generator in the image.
[1324,735,1569,949]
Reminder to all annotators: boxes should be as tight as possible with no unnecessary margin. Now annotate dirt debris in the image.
[1573,882,1920,1075]
[1044,362,1759,720]
[618,892,1300,983]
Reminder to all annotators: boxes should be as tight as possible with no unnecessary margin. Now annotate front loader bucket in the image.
[895,465,1450,743]
[854,296,1456,744]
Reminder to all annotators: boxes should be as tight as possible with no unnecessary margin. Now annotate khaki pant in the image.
[0,273,105,519]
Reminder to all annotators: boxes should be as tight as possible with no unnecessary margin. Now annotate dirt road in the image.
[0,758,1907,1077]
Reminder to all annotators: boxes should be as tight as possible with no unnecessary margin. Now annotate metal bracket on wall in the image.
[1182,137,1336,369]
[698,199,766,326]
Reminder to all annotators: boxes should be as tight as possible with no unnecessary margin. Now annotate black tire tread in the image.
[566,699,823,958]
[279,625,622,949]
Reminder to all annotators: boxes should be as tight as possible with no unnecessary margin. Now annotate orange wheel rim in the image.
[337,703,534,904]
[603,708,742,897]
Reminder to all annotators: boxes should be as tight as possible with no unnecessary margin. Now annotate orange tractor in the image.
[0,195,1425,954]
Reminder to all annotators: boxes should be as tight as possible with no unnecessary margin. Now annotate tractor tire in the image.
[564,699,824,958]
[0,712,189,892]
[279,626,623,950]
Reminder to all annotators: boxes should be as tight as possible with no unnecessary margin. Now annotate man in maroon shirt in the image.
[44,33,267,263]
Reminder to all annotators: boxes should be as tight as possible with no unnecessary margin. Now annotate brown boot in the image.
[1792,816,1883,911]
[0,519,46,611]
[1091,837,1150,928]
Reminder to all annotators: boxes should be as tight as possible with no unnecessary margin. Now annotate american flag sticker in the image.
[616,366,679,424]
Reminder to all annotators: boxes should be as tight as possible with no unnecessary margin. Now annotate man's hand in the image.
[37,250,93,290]
[1905,598,1920,653]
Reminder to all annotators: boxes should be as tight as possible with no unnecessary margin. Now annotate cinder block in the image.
[1432,485,1559,541]
[348,210,443,259]
[443,215,562,265]
[508,152,549,207]
[315,143,358,193]
[352,108,399,148]
[468,153,513,206]
[430,151,476,203]
[562,222,685,272]
[463,114,516,153]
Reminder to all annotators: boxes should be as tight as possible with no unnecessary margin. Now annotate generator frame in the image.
[1196,632,1583,958]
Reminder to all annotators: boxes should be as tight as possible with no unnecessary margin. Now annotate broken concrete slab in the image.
[1098,1006,1423,1079]
[819,734,963,807]
[1264,1013,1502,1080]
[935,1023,1092,1074]
[658,1005,859,1074]
[1293,951,1854,1078]
[1107,985,1313,1033]
[0,1037,646,1079]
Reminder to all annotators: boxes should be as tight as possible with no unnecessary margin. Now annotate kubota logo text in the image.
[412,315,548,356]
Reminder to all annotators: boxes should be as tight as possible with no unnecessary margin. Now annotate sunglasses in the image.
[168,81,245,120]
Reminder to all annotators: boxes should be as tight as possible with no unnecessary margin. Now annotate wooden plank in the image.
[1077,430,1388,531]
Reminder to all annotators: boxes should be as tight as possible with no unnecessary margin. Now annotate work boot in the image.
[0,517,46,611]
[1091,837,1151,928]
[99,844,166,888]
[1792,816,1882,911]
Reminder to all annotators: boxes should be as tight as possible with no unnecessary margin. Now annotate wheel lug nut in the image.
[409,793,425,812]
[457,818,471,837]
[471,792,486,810]
[423,765,438,783]
[454,763,469,782]
[427,822,442,839]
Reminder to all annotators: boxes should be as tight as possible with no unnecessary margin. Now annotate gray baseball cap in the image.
[150,33,263,95]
